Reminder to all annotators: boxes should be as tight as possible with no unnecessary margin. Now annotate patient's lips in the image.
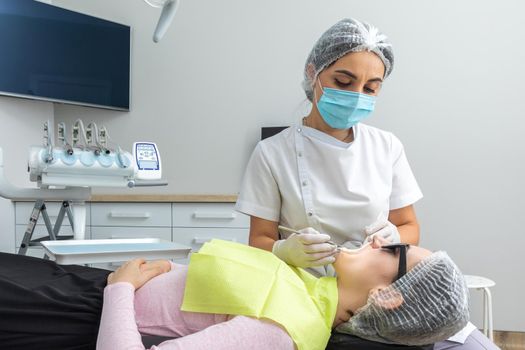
[339,242,371,255]
[338,235,388,255]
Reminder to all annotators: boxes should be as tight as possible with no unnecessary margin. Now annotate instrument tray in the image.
[41,238,191,264]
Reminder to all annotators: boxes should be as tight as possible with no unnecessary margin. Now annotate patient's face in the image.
[333,237,432,308]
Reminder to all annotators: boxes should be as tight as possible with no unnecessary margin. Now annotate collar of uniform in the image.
[299,123,358,149]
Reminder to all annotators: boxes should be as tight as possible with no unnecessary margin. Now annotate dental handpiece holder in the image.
[28,120,162,188]
[28,146,137,188]
[0,120,164,255]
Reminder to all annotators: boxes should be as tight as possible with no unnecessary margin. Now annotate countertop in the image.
[13,194,238,203]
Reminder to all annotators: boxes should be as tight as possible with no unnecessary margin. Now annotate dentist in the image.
[237,18,419,277]
[236,17,498,350]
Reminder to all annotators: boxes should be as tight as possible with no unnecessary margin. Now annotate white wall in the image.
[0,97,54,253]
[35,0,525,331]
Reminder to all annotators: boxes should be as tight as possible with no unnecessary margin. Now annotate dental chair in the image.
[326,332,433,350]
[140,333,433,349]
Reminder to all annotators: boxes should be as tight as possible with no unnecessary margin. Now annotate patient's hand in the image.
[107,259,171,290]
[140,260,172,274]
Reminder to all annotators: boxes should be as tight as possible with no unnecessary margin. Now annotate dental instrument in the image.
[277,225,371,254]
[1,119,170,259]
[278,225,339,248]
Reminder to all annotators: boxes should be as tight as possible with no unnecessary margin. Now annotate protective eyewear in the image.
[381,243,410,282]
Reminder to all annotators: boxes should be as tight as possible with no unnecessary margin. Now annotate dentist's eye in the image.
[335,79,351,87]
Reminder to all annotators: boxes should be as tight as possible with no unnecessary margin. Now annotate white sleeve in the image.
[389,134,423,210]
[235,143,281,222]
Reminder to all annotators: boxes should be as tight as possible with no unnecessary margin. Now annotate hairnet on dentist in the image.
[336,251,470,346]
[302,17,394,102]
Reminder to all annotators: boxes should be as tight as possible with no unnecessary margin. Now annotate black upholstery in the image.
[142,335,171,348]
[141,333,434,349]
[327,332,434,350]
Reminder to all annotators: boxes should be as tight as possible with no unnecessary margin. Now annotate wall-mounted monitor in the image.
[261,126,288,140]
[0,0,131,111]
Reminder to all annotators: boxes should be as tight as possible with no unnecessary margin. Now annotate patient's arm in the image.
[96,264,293,350]
[97,282,147,349]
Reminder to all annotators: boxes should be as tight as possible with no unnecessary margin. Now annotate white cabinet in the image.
[91,203,171,227]
[91,226,171,241]
[172,203,249,228]
[172,227,248,253]
[172,203,249,264]
[90,203,172,269]
[12,200,249,267]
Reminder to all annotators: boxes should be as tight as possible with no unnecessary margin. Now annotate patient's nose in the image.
[370,235,389,248]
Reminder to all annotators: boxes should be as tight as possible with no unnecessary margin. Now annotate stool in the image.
[464,275,496,341]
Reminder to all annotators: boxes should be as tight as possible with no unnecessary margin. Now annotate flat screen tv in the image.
[0,0,131,111]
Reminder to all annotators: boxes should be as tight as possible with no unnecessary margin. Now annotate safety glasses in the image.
[381,243,410,282]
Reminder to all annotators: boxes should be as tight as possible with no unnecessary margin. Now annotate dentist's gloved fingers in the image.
[303,242,337,253]
[297,227,322,235]
[365,233,377,243]
[364,219,389,235]
[306,250,337,262]
[365,225,401,244]
[297,233,332,244]
[365,228,393,242]
[305,254,337,267]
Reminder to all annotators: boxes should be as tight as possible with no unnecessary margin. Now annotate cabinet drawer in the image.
[15,202,91,226]
[89,227,172,270]
[15,225,91,247]
[91,203,171,227]
[172,227,248,252]
[91,226,172,241]
[24,247,46,259]
[15,247,47,260]
[172,203,249,228]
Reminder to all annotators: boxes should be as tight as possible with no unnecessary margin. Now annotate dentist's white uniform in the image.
[236,122,497,347]
[236,122,422,277]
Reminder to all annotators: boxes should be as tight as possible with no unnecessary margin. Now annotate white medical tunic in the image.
[236,123,423,263]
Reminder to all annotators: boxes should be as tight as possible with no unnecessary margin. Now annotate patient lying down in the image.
[0,236,468,350]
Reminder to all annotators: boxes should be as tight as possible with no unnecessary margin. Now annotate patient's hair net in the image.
[302,18,394,101]
[336,251,469,346]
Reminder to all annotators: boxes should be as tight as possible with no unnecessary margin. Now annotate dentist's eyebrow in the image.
[334,69,383,83]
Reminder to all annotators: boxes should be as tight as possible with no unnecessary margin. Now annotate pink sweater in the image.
[96,263,294,350]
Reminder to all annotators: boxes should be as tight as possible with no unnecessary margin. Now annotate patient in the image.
[0,236,468,350]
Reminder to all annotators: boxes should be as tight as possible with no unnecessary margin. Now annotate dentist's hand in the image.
[272,227,337,268]
[364,217,401,244]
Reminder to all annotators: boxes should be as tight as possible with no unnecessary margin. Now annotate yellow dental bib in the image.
[181,239,338,350]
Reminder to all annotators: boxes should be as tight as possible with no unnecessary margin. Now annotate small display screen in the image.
[138,160,159,170]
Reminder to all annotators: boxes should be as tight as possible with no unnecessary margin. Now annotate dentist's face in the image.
[314,50,386,99]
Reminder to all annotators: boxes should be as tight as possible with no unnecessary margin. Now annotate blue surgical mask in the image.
[315,79,376,129]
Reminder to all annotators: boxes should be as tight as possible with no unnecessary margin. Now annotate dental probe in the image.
[277,225,339,247]
[277,225,371,254]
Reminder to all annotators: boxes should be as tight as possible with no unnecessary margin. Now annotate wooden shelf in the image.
[12,194,238,203]
[89,194,238,203]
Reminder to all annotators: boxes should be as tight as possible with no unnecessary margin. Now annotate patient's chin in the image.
[333,251,353,275]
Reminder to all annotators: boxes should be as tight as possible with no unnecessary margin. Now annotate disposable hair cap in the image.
[302,18,394,101]
[336,251,470,346]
